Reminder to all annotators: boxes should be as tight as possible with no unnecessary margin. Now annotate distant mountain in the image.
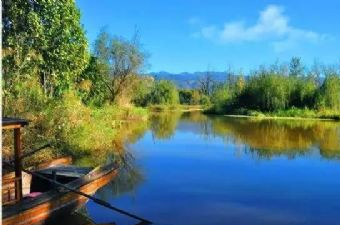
[147,71,324,89]
[148,71,230,88]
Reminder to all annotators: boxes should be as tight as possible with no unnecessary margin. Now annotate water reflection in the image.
[96,152,144,200]
[79,112,340,225]
[148,112,340,160]
[149,111,182,139]
[209,116,340,159]
[80,111,340,163]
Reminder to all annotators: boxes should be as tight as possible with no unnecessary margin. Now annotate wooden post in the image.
[14,128,23,200]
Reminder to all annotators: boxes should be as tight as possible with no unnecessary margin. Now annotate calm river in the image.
[72,112,340,225]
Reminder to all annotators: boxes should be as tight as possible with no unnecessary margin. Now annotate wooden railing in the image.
[2,177,22,205]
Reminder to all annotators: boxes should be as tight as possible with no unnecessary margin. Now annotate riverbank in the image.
[148,104,204,112]
[3,91,149,166]
[223,114,337,121]
[205,108,340,121]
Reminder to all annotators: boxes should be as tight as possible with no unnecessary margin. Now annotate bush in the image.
[238,74,290,111]
[3,81,148,161]
[179,89,201,105]
[149,80,179,105]
[316,75,340,110]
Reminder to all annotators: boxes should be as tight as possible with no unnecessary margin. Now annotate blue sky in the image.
[76,0,340,73]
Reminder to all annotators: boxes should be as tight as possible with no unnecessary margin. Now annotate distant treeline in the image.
[200,58,340,116]
[173,58,340,118]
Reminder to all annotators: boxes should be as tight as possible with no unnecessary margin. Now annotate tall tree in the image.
[149,80,179,105]
[289,57,304,77]
[2,0,89,96]
[198,71,214,96]
[316,69,340,110]
[77,56,110,106]
[94,29,146,104]
[310,59,322,85]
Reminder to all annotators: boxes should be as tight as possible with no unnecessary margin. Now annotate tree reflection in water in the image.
[208,116,340,159]
[76,111,340,199]
[149,111,182,139]
[68,111,340,225]
[145,111,340,159]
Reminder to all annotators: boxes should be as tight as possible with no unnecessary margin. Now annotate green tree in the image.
[290,77,317,108]
[289,57,304,77]
[77,56,110,106]
[132,76,154,107]
[94,29,147,104]
[238,73,290,111]
[179,89,193,105]
[178,89,201,105]
[210,83,230,112]
[316,74,340,110]
[2,0,89,97]
[149,80,179,105]
[191,90,201,105]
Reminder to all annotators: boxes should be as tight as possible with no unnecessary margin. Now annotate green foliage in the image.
[77,56,111,106]
[290,77,317,108]
[239,73,290,111]
[2,1,154,162]
[207,57,340,119]
[93,29,147,104]
[2,0,89,96]
[199,95,211,106]
[209,83,231,113]
[316,74,340,110]
[149,112,182,139]
[289,57,304,77]
[3,81,148,158]
[132,76,154,107]
[149,80,179,105]
[179,90,193,104]
[179,89,201,105]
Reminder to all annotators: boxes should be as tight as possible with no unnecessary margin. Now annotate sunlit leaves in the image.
[2,0,89,96]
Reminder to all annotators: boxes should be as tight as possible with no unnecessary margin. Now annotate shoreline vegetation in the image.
[222,114,338,121]
[148,105,340,121]
[205,108,340,121]
[148,105,204,112]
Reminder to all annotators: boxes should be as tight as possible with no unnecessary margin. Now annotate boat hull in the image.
[2,164,118,225]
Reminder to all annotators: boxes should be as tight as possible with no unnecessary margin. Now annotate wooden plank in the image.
[2,117,29,128]
[2,124,22,130]
[36,157,73,169]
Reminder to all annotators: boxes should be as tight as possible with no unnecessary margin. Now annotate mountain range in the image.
[149,71,230,89]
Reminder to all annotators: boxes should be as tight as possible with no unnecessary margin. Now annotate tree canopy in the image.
[2,0,89,96]
[93,29,147,104]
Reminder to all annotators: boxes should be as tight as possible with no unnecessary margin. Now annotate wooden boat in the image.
[35,156,73,170]
[2,163,119,225]
[2,156,73,202]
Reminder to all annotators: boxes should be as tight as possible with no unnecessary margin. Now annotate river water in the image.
[77,112,340,225]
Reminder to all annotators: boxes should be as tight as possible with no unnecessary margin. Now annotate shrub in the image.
[149,80,179,105]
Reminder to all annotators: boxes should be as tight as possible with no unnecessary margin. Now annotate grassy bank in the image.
[2,89,148,166]
[148,104,204,112]
[205,107,340,121]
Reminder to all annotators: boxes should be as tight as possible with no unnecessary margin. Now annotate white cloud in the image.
[195,5,330,52]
